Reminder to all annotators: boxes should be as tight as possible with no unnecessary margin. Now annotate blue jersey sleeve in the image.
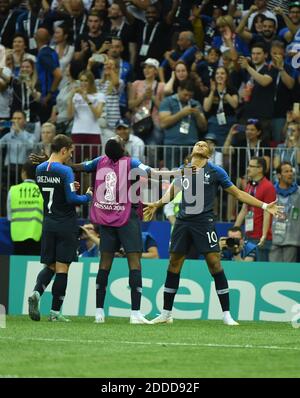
[211,163,233,189]
[83,156,102,172]
[130,158,151,173]
[63,166,91,204]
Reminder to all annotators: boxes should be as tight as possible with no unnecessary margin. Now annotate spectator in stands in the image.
[277,3,300,44]
[203,66,239,146]
[251,13,266,34]
[235,156,276,261]
[164,60,189,97]
[108,37,134,117]
[204,133,223,167]
[213,15,249,56]
[35,28,63,123]
[115,118,145,161]
[192,47,221,90]
[0,53,13,135]
[134,3,170,78]
[129,58,164,146]
[269,40,296,143]
[270,161,300,262]
[160,31,198,83]
[230,0,278,31]
[219,226,257,262]
[78,223,100,257]
[10,33,36,78]
[0,110,37,171]
[74,9,106,66]
[273,121,300,182]
[141,231,159,259]
[7,161,43,255]
[11,58,41,135]
[68,70,105,161]
[236,6,281,53]
[0,0,21,48]
[97,57,123,148]
[223,120,271,181]
[52,23,75,89]
[106,1,135,63]
[65,0,89,44]
[159,79,207,169]
[16,0,44,56]
[50,59,84,135]
[33,122,56,158]
[165,59,206,102]
[238,42,276,141]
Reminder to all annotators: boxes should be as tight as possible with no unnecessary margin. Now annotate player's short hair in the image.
[22,161,36,180]
[105,137,125,161]
[51,134,73,153]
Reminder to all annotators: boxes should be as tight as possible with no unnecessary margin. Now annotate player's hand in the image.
[143,202,159,221]
[29,152,49,164]
[86,186,93,197]
[219,237,227,250]
[265,200,285,218]
[257,235,266,247]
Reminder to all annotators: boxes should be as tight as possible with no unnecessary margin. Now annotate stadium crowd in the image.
[1,0,300,262]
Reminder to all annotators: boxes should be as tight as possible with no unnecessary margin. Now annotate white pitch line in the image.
[0,336,299,352]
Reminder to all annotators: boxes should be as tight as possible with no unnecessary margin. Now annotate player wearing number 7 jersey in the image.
[28,135,93,322]
[144,141,284,326]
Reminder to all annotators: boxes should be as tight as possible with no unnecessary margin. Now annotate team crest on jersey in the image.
[204,173,211,184]
[104,171,117,202]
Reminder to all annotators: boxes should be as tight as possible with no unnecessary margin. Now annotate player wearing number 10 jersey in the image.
[28,135,92,322]
[144,141,283,326]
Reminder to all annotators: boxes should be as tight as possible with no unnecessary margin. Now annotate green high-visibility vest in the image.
[173,191,182,217]
[10,181,44,242]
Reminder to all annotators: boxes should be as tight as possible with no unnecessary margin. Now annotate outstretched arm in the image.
[143,181,181,221]
[225,185,283,217]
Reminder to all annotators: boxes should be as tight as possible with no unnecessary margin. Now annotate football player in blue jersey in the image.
[28,135,93,322]
[144,141,283,325]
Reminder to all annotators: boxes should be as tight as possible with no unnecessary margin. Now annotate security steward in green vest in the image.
[7,161,43,255]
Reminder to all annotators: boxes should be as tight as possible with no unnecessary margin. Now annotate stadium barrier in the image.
[1,143,298,220]
[8,256,300,322]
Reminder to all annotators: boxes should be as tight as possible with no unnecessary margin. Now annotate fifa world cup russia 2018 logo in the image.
[104,171,117,202]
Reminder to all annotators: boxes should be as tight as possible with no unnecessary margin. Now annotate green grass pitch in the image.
[0,316,299,378]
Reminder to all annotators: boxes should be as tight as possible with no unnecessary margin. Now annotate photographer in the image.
[219,226,257,262]
[78,223,100,257]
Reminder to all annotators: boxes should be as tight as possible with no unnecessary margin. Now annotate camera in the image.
[225,237,240,248]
